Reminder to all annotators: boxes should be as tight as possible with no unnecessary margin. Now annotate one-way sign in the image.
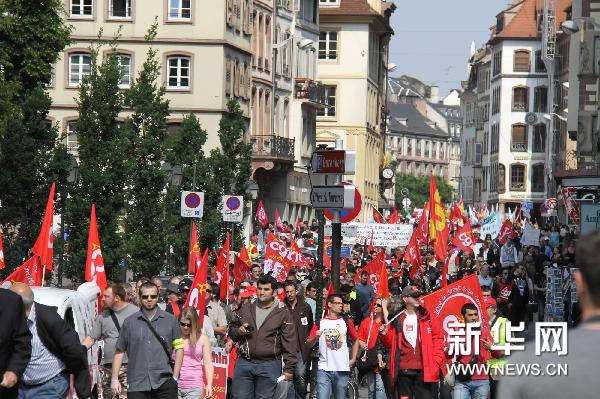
[310,185,355,209]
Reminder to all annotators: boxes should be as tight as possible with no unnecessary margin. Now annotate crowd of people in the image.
[0,215,596,399]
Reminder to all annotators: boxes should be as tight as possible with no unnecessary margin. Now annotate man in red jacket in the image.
[379,286,444,399]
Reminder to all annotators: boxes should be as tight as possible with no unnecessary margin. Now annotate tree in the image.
[0,0,72,271]
[63,34,130,281]
[122,24,170,278]
[394,174,454,210]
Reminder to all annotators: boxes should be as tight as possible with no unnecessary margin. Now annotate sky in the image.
[388,0,509,97]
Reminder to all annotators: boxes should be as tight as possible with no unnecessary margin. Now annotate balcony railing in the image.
[251,135,295,162]
[294,78,326,105]
[510,182,526,191]
[511,142,527,152]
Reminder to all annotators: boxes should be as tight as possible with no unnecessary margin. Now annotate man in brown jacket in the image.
[230,274,298,399]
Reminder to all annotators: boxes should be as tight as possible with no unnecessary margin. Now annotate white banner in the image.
[341,223,413,248]
[479,212,502,239]
[521,224,541,246]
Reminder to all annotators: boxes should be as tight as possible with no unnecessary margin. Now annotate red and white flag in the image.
[215,233,230,301]
[185,249,209,328]
[373,208,385,223]
[497,220,516,245]
[450,221,476,253]
[32,182,55,273]
[2,256,41,286]
[188,223,202,274]
[388,208,400,224]
[233,246,252,286]
[256,200,269,227]
[85,204,107,311]
[275,209,286,232]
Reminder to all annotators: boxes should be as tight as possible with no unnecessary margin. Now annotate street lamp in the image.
[543,113,567,122]
[58,155,79,288]
[561,17,600,34]
[248,180,259,200]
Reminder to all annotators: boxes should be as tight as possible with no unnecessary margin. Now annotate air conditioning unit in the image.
[474,142,483,166]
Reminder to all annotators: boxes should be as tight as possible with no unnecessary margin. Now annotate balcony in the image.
[251,135,295,163]
[511,142,527,152]
[294,78,326,107]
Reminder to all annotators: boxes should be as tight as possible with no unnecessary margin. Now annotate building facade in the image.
[316,0,395,222]
[49,0,253,154]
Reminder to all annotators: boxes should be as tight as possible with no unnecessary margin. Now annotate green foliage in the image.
[63,33,130,282]
[122,23,170,278]
[0,0,71,273]
[394,174,454,210]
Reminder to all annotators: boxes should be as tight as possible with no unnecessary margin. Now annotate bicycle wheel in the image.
[346,381,359,399]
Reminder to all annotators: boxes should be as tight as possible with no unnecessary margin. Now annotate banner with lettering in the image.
[262,232,305,281]
[341,223,413,247]
[206,347,228,399]
[479,212,502,239]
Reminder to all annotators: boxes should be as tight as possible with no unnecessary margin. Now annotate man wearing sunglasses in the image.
[111,282,184,399]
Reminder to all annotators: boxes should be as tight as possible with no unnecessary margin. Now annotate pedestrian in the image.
[110,281,184,398]
[493,268,514,320]
[9,282,91,399]
[485,298,508,399]
[356,270,375,318]
[166,278,193,317]
[379,285,444,399]
[0,288,31,399]
[498,232,600,398]
[176,307,214,399]
[510,264,529,327]
[307,294,356,399]
[304,282,318,319]
[206,282,228,341]
[82,283,139,399]
[229,274,297,399]
[283,280,314,399]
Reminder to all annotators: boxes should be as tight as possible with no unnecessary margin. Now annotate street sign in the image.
[325,224,358,237]
[400,188,410,197]
[311,150,356,174]
[181,191,204,218]
[402,197,412,209]
[545,198,558,209]
[310,186,356,209]
[580,203,600,234]
[222,195,244,222]
[324,183,362,222]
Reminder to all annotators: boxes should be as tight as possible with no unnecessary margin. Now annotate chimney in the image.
[429,85,439,103]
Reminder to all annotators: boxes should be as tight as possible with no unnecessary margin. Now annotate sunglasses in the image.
[180,321,192,328]
[206,290,212,293]
[141,295,158,300]
[375,303,383,308]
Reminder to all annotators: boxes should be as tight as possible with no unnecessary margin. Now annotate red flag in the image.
[2,256,42,286]
[497,220,516,245]
[367,230,374,253]
[429,175,449,261]
[185,249,209,328]
[372,208,385,223]
[295,215,302,232]
[450,221,476,253]
[233,246,252,286]
[449,202,465,226]
[358,253,389,297]
[85,205,107,304]
[215,233,230,301]
[404,232,423,280]
[188,223,202,274]
[416,202,430,244]
[32,182,55,272]
[256,200,269,227]
[275,209,285,232]
[388,208,400,224]
[290,239,310,266]
[263,232,304,281]
[0,230,5,270]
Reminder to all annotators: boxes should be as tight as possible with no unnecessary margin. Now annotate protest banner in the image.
[421,274,489,337]
[263,233,305,281]
[521,223,541,246]
[479,212,502,239]
[207,347,228,399]
[341,223,413,247]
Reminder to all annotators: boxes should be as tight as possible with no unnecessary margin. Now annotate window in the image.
[511,124,527,152]
[167,56,190,89]
[512,86,528,112]
[416,139,422,157]
[491,123,499,154]
[407,139,413,155]
[69,53,92,86]
[109,0,131,18]
[492,86,501,115]
[533,124,546,153]
[498,163,506,193]
[46,63,55,88]
[535,50,546,72]
[168,0,191,20]
[111,54,131,87]
[531,164,545,192]
[533,86,547,113]
[66,122,79,151]
[317,85,336,117]
[319,31,337,60]
[319,0,338,3]
[493,51,502,76]
[513,50,530,72]
[510,164,526,191]
[424,141,430,157]
[432,143,437,159]
[71,0,93,16]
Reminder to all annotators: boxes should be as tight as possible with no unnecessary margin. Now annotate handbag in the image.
[355,347,378,372]
[141,318,175,371]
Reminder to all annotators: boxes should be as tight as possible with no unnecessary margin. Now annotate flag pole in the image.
[41,264,46,287]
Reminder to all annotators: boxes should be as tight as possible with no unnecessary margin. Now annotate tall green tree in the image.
[0,0,72,270]
[394,174,454,211]
[122,25,170,278]
[63,36,130,281]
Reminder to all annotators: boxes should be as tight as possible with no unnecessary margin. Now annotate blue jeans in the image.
[365,371,386,399]
[316,369,349,399]
[286,352,307,399]
[231,357,282,399]
[453,379,490,399]
[18,372,69,399]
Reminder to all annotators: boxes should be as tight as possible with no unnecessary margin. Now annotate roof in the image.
[387,102,448,137]
[388,76,426,98]
[320,0,378,16]
[492,0,571,41]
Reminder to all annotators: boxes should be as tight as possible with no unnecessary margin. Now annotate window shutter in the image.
[514,51,530,72]
[227,0,234,27]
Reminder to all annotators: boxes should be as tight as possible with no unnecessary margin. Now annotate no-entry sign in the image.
[222,195,244,222]
[181,191,204,218]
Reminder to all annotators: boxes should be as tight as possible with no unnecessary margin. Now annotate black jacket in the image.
[34,303,91,398]
[285,297,314,362]
[0,289,32,378]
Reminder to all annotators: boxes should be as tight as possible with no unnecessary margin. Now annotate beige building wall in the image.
[50,0,252,152]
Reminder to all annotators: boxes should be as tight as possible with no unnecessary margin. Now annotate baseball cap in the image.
[165,283,179,294]
[401,285,424,297]
[484,297,497,308]
[240,285,257,299]
[178,278,193,292]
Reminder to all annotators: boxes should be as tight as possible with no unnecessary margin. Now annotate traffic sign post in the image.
[222,195,244,222]
[181,191,205,218]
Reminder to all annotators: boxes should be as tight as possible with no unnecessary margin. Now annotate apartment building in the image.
[316,0,395,221]
[49,0,253,153]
